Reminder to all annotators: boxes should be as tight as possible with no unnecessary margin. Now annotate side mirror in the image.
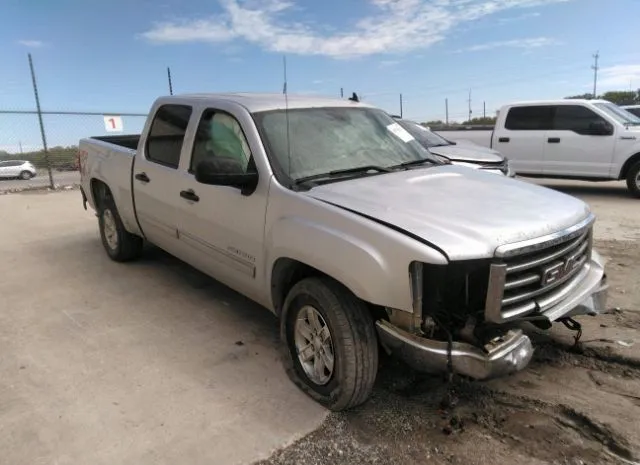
[588,121,613,136]
[195,158,258,195]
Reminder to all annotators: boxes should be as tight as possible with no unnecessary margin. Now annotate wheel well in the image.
[90,179,112,211]
[271,259,327,316]
[270,258,387,321]
[619,153,640,180]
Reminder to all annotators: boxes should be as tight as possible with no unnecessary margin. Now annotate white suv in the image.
[0,160,37,180]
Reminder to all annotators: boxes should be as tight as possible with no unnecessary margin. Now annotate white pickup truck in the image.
[434,99,640,197]
[78,93,608,411]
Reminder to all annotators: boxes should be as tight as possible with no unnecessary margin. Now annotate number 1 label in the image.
[103,115,123,132]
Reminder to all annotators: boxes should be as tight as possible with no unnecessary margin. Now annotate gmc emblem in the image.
[540,252,583,287]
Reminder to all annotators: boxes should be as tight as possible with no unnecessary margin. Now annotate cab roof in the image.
[166,92,374,113]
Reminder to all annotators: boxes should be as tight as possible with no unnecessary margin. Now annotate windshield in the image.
[594,102,640,125]
[254,107,439,182]
[395,119,451,148]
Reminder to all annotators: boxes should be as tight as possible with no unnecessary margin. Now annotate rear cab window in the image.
[145,104,193,168]
[504,106,554,130]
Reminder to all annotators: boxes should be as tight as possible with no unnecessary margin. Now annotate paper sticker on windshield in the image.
[386,123,415,143]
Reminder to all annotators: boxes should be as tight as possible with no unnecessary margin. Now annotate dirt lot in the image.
[1,179,639,465]
[259,180,640,465]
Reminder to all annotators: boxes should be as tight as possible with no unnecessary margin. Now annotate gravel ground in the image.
[256,180,640,465]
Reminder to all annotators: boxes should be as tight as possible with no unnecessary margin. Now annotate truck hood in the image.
[429,143,504,164]
[305,165,591,260]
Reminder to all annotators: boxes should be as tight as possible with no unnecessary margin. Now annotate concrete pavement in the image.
[0,190,326,465]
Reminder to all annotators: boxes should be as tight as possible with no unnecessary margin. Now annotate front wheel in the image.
[281,277,379,411]
[98,196,143,262]
[626,162,640,198]
[19,171,33,180]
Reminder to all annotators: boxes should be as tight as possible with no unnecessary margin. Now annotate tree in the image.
[566,93,594,100]
[421,120,445,126]
[462,116,497,125]
[565,89,640,105]
[599,90,639,106]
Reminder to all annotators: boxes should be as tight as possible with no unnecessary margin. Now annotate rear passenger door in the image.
[494,105,553,174]
[544,104,615,177]
[132,103,193,252]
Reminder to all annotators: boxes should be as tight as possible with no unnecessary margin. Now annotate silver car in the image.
[0,160,37,180]
[393,117,514,177]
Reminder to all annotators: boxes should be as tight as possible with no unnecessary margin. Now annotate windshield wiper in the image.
[393,157,441,169]
[293,165,392,185]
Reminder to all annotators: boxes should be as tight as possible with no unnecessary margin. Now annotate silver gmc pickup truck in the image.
[78,93,608,411]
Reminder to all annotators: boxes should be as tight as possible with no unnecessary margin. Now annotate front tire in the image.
[19,171,33,180]
[281,277,378,411]
[626,162,640,198]
[98,196,143,262]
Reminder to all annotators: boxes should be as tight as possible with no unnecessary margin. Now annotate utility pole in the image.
[340,87,344,98]
[445,98,449,125]
[19,141,23,155]
[167,67,174,95]
[467,89,472,122]
[483,101,486,119]
[399,93,403,118]
[28,53,54,189]
[592,51,599,98]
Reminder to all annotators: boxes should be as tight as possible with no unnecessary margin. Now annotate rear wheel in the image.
[19,171,33,180]
[98,195,143,262]
[281,277,379,411]
[626,161,640,198]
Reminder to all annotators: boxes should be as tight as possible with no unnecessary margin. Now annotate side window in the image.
[505,106,553,130]
[553,105,608,135]
[626,108,640,118]
[190,110,254,173]
[146,104,192,168]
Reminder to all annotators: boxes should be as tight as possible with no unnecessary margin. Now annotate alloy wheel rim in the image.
[103,209,118,250]
[294,305,335,385]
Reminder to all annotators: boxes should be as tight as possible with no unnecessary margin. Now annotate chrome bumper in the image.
[376,251,608,380]
[376,320,534,380]
[540,250,608,322]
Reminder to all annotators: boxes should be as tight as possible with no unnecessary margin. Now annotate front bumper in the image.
[377,321,534,380]
[376,252,608,380]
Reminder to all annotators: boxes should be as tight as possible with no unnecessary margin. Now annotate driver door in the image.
[175,106,269,298]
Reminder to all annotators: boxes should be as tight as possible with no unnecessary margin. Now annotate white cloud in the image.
[379,60,401,67]
[598,64,640,89]
[454,37,559,53]
[139,0,570,59]
[17,40,46,48]
[497,11,541,23]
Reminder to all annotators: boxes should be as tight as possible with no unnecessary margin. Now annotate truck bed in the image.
[79,135,141,237]
[91,134,141,151]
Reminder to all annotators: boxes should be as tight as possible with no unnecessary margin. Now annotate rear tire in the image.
[626,162,640,198]
[19,171,33,180]
[280,277,379,411]
[98,195,143,262]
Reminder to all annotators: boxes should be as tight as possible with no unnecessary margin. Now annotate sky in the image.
[1,0,639,152]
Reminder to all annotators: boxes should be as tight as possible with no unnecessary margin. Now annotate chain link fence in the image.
[0,110,147,192]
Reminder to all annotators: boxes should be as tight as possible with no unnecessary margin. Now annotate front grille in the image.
[485,218,594,323]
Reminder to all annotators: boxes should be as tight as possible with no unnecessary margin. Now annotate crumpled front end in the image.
[376,214,607,381]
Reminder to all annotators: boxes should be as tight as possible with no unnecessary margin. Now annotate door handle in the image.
[135,172,150,183]
[548,137,561,143]
[180,189,199,202]
[498,137,510,143]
